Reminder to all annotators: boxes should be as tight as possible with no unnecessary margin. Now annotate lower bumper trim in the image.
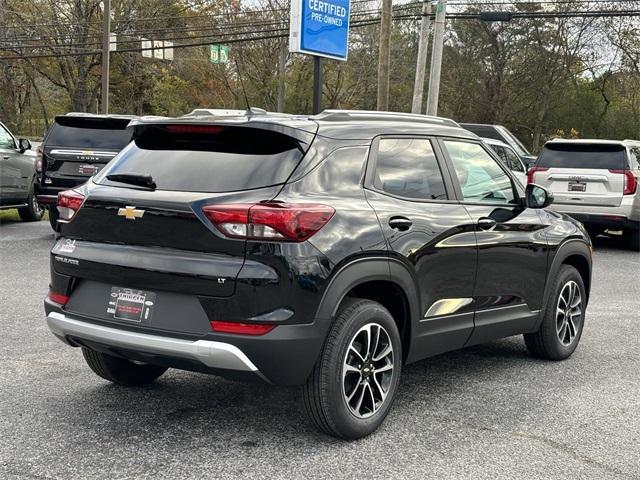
[46,312,261,374]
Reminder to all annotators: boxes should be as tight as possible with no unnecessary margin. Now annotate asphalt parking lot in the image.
[0,220,638,480]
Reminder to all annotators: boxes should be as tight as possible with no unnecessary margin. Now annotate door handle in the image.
[2,156,9,160]
[478,217,497,230]
[389,216,413,231]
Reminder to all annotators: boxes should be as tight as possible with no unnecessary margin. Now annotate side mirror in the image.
[525,184,554,209]
[18,138,31,153]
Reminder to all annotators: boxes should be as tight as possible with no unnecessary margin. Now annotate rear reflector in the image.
[202,202,335,242]
[47,290,69,306]
[57,190,85,222]
[210,321,275,335]
[527,167,549,184]
[609,169,637,195]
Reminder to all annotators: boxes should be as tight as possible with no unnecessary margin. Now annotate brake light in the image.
[210,321,275,335]
[35,145,43,172]
[47,290,69,306]
[202,203,335,242]
[57,190,85,222]
[527,167,549,184]
[165,125,223,134]
[609,169,637,195]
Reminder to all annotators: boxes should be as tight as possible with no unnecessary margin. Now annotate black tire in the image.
[624,229,640,251]
[524,265,586,360]
[303,298,402,440]
[18,184,44,222]
[82,347,168,386]
[48,207,59,231]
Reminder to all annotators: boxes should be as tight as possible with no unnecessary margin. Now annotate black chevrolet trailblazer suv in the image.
[44,110,592,439]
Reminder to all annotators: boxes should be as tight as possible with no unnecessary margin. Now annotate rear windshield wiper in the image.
[106,173,156,190]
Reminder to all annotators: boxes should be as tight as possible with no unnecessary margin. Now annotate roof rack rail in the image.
[312,109,460,127]
[183,107,271,117]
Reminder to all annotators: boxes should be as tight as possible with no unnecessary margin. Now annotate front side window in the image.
[0,124,15,149]
[443,141,516,204]
[373,138,447,200]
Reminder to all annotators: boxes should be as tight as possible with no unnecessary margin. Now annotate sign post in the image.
[289,0,351,114]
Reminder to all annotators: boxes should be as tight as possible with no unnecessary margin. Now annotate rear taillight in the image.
[35,145,43,172]
[527,166,549,184]
[57,190,85,222]
[47,290,69,306]
[609,169,637,195]
[202,203,335,242]
[210,321,275,335]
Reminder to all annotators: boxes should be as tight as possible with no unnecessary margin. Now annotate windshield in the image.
[537,143,626,170]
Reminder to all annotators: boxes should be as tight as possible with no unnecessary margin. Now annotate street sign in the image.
[210,45,229,64]
[289,0,351,61]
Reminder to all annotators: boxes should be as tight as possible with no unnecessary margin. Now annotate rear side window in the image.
[462,125,501,141]
[96,125,304,193]
[372,138,447,200]
[537,143,626,170]
[490,144,524,172]
[47,117,133,149]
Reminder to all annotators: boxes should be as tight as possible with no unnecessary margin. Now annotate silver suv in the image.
[529,139,640,249]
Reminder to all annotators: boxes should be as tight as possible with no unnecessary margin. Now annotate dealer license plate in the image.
[107,287,156,323]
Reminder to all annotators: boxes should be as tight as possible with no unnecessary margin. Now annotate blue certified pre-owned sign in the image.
[289,0,351,61]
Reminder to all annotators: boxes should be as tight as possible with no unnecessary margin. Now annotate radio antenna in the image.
[234,56,251,113]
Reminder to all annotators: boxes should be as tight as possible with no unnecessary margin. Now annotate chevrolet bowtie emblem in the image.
[117,206,145,220]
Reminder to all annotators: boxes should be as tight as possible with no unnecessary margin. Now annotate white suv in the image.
[528,139,640,250]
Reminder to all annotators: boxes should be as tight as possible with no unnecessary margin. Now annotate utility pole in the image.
[101,0,111,114]
[276,40,287,113]
[426,0,447,116]
[312,56,322,114]
[377,0,392,111]
[411,0,432,114]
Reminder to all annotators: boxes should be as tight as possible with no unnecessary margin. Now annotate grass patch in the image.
[0,208,48,224]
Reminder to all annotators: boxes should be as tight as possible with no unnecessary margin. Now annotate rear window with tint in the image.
[537,143,626,170]
[462,125,501,141]
[47,117,133,149]
[96,125,304,193]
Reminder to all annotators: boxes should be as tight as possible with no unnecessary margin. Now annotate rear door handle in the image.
[478,217,497,230]
[389,216,413,231]
[2,156,9,160]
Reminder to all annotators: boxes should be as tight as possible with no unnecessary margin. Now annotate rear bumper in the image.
[47,311,268,378]
[44,301,328,386]
[552,198,640,230]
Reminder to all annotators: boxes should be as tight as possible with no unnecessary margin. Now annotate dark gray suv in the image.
[0,121,44,222]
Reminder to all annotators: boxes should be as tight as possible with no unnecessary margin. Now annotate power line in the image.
[1,8,638,60]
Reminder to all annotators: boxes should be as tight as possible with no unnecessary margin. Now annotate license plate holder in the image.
[107,287,156,323]
[568,181,586,192]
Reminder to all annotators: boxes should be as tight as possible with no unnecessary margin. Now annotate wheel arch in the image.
[315,257,419,363]
[540,239,592,324]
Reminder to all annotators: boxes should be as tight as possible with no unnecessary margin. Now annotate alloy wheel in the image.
[556,280,582,347]
[342,323,394,419]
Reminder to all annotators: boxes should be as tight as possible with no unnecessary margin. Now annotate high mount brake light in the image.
[164,125,224,134]
[210,321,275,335]
[202,203,335,242]
[527,167,549,184]
[57,190,85,222]
[609,169,637,195]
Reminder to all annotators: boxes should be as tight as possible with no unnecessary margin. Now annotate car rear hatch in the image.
[53,119,318,326]
[42,116,134,188]
[532,143,627,207]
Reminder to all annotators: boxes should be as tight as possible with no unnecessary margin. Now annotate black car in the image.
[44,110,592,439]
[0,121,44,221]
[36,113,136,229]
